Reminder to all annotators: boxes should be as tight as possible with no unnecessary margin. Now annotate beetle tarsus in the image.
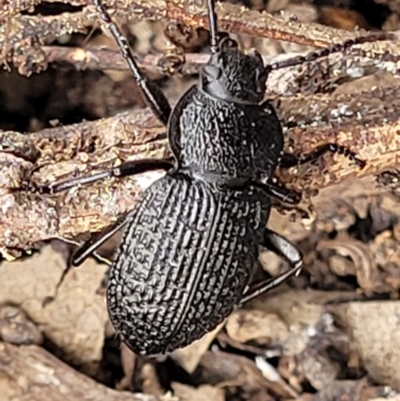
[280,143,366,169]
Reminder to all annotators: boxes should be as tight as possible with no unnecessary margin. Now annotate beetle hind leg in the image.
[42,219,119,307]
[239,228,303,307]
[71,214,130,267]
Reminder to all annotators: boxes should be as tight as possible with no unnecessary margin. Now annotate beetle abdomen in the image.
[107,173,269,355]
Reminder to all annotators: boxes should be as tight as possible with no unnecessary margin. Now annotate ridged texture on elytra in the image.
[107,173,270,356]
[179,91,283,179]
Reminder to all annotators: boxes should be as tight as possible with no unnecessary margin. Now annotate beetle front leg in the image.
[280,144,366,169]
[25,158,174,194]
[239,229,303,307]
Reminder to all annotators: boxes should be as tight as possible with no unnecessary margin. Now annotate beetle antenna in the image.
[207,0,219,53]
[93,0,171,125]
[265,32,395,73]
[93,0,143,85]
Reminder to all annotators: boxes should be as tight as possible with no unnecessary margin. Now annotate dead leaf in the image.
[317,240,379,291]
[225,309,289,345]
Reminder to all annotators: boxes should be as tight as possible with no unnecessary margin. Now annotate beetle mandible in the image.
[29,0,386,356]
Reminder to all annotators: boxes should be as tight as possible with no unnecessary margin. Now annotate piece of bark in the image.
[3,1,400,81]
[0,109,168,258]
[0,342,176,401]
[40,46,210,75]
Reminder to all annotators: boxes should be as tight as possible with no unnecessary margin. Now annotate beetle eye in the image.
[219,36,238,50]
[226,38,238,48]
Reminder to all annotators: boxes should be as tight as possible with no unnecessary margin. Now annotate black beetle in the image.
[27,0,388,356]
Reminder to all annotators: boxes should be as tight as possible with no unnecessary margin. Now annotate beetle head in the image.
[200,36,268,105]
[201,0,267,104]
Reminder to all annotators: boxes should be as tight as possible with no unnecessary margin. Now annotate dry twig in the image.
[40,45,209,75]
[37,45,400,97]
[2,0,400,76]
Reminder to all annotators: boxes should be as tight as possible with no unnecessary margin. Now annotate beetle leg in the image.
[253,180,301,205]
[71,214,129,267]
[239,229,303,307]
[94,0,171,125]
[265,32,394,74]
[26,158,174,194]
[43,221,119,306]
[207,0,219,53]
[280,143,366,169]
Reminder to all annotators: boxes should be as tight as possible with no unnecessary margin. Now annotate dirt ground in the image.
[1,0,400,400]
